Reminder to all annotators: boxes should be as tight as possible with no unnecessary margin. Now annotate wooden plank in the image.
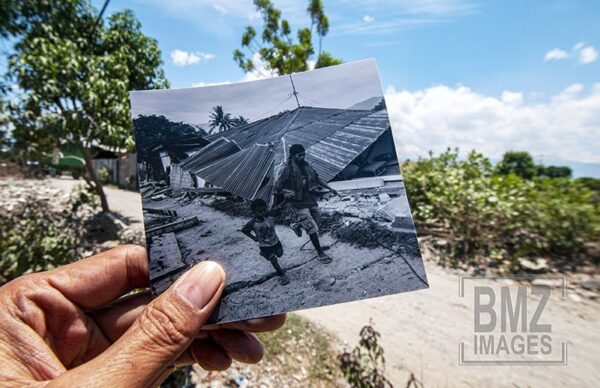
[146,216,200,237]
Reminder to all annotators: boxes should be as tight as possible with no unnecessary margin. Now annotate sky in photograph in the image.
[130,60,383,125]
[93,0,600,175]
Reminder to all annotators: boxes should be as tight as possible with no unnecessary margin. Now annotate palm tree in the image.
[231,115,249,127]
[208,105,232,133]
[307,0,329,56]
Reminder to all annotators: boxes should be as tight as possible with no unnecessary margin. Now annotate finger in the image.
[89,291,152,342]
[44,245,149,310]
[50,261,225,387]
[92,293,285,342]
[175,330,263,366]
[210,329,264,364]
[175,339,232,371]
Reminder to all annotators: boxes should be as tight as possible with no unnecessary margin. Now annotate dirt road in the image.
[298,263,600,387]
[48,177,143,224]
[47,178,600,387]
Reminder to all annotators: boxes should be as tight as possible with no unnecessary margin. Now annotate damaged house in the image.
[178,104,402,205]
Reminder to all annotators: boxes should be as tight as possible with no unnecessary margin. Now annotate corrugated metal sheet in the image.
[197,144,274,200]
[180,106,390,200]
[179,138,241,173]
[306,110,390,181]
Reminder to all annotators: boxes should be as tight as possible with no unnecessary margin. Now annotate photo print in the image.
[130,59,428,324]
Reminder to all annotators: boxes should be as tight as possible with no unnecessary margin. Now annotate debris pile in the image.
[140,181,172,201]
[141,187,207,295]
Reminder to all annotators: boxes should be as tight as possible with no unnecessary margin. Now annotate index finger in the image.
[44,245,149,310]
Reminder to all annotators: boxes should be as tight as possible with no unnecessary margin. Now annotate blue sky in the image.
[95,1,600,175]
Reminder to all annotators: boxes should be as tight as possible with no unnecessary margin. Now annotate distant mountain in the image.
[542,158,600,179]
[488,156,600,178]
[348,96,384,110]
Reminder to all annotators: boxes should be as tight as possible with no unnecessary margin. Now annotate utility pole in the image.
[289,74,300,108]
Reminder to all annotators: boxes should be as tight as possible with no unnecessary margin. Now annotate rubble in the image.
[146,216,200,237]
[375,196,410,222]
[581,279,600,292]
[143,207,178,217]
[531,278,564,288]
[520,258,549,273]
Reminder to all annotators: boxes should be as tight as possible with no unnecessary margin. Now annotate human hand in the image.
[0,245,286,387]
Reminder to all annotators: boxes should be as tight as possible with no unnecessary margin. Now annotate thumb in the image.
[51,261,225,387]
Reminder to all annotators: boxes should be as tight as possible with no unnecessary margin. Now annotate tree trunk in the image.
[83,148,110,213]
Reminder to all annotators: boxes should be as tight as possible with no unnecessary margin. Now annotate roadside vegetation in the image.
[403,149,599,272]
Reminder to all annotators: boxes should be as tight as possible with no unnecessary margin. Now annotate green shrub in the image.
[403,149,599,266]
[526,178,599,258]
[0,182,96,284]
[97,165,113,184]
[339,321,392,388]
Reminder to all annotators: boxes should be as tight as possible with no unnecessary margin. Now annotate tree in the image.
[537,165,572,179]
[133,115,201,162]
[307,0,328,57]
[208,105,233,133]
[233,0,341,76]
[496,151,537,180]
[231,115,249,127]
[0,94,8,152]
[2,1,168,212]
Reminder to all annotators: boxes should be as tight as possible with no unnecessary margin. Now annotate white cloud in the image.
[170,49,214,66]
[331,0,478,36]
[546,43,598,64]
[213,3,227,14]
[190,53,277,87]
[544,48,569,61]
[579,46,598,64]
[241,53,278,82]
[384,83,600,164]
[500,91,523,106]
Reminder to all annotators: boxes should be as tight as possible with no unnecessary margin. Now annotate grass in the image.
[257,313,343,386]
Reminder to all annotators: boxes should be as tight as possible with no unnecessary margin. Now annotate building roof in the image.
[180,106,390,201]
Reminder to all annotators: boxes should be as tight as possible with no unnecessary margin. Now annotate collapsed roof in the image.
[179,106,391,201]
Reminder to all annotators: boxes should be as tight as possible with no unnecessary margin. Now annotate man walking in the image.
[275,144,339,263]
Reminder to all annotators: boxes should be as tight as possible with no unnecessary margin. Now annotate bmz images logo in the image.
[459,275,568,365]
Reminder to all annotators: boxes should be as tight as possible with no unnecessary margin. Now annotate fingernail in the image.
[175,261,223,309]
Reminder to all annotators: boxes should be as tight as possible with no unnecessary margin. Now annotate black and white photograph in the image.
[130,59,428,324]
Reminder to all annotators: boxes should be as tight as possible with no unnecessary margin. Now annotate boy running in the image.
[241,199,290,285]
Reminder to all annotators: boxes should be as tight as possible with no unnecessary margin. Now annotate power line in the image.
[301,95,324,107]
[254,93,294,120]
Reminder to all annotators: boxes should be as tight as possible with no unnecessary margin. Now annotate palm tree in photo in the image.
[209,105,233,133]
[231,115,249,127]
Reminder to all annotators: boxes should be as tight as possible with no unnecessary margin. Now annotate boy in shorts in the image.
[241,199,290,285]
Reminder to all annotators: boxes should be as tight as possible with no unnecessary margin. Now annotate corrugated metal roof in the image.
[197,144,274,200]
[179,138,240,173]
[305,110,390,181]
[180,106,390,200]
